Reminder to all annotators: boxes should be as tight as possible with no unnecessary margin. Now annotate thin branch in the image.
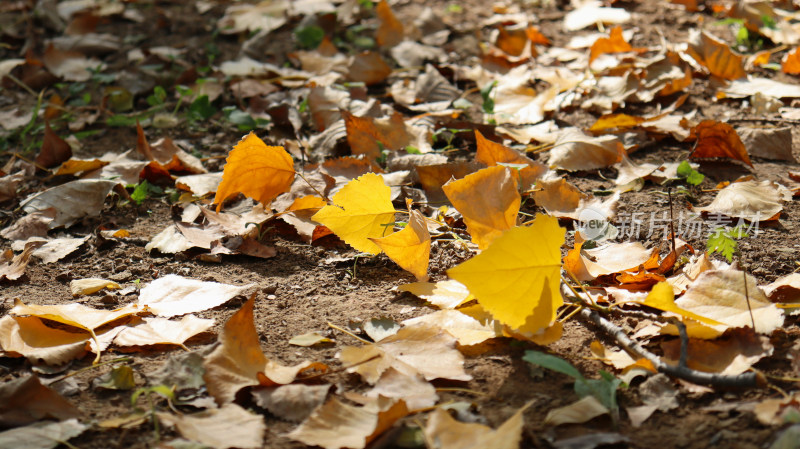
[579,308,760,388]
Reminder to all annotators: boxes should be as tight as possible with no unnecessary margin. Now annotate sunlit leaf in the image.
[371,209,431,281]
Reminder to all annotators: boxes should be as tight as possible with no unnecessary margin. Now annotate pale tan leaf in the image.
[69,278,120,297]
[365,368,438,411]
[398,280,472,309]
[159,404,266,449]
[0,375,81,428]
[424,402,529,449]
[113,316,214,348]
[10,300,141,333]
[402,310,499,347]
[0,418,88,449]
[20,180,118,229]
[547,128,624,171]
[545,395,609,426]
[136,274,257,317]
[252,384,330,422]
[695,180,785,221]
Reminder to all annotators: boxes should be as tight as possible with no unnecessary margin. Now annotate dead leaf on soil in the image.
[371,209,430,281]
[398,279,472,309]
[342,110,410,160]
[0,241,43,282]
[546,395,609,426]
[42,44,104,82]
[375,0,403,47]
[736,126,795,162]
[685,30,745,80]
[442,166,520,249]
[763,273,800,303]
[424,402,529,449]
[625,374,679,427]
[402,309,499,347]
[547,128,624,171]
[564,2,630,31]
[474,130,547,190]
[347,51,392,86]
[69,278,120,297]
[203,296,327,404]
[0,375,81,428]
[564,241,654,282]
[35,121,72,168]
[782,47,800,74]
[136,274,257,317]
[20,179,118,229]
[113,315,214,349]
[287,397,409,449]
[0,315,89,366]
[532,178,618,221]
[357,368,438,410]
[338,323,471,385]
[213,132,295,212]
[722,76,800,99]
[448,215,564,332]
[0,418,88,449]
[217,0,287,35]
[694,180,784,221]
[311,173,397,254]
[589,26,633,64]
[661,328,773,375]
[688,120,752,167]
[159,403,266,449]
[754,392,800,426]
[252,384,330,423]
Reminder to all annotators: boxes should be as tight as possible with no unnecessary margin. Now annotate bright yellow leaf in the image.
[213,132,295,212]
[371,209,431,281]
[442,165,520,249]
[311,173,397,254]
[640,281,722,326]
[447,214,564,331]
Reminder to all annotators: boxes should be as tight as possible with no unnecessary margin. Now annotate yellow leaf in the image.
[474,130,546,190]
[640,282,723,326]
[442,166,520,249]
[213,132,295,212]
[447,214,564,331]
[311,173,397,254]
[371,210,430,281]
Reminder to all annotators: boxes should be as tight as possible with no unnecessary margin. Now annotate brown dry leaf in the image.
[398,279,472,309]
[0,241,43,281]
[371,209,430,281]
[474,130,547,189]
[28,235,90,264]
[358,368,438,410]
[0,172,25,203]
[442,166,520,249]
[402,309,499,347]
[686,30,745,80]
[737,126,795,162]
[158,403,266,449]
[69,278,120,297]
[217,1,287,35]
[782,47,800,74]
[0,315,89,365]
[0,375,81,428]
[689,120,752,167]
[547,128,624,171]
[204,296,327,404]
[661,328,772,375]
[42,44,104,82]
[252,384,330,422]
[754,392,800,425]
[35,121,72,168]
[135,121,154,161]
[671,269,784,338]
[338,324,471,385]
[20,179,118,229]
[763,273,800,302]
[589,26,633,64]
[213,132,295,212]
[136,274,257,317]
[0,418,88,449]
[416,161,481,203]
[532,178,618,221]
[342,110,410,160]
[375,0,403,47]
[113,315,214,349]
[347,51,392,85]
[694,180,784,221]
[545,395,609,426]
[564,241,654,282]
[288,397,409,449]
[424,402,529,449]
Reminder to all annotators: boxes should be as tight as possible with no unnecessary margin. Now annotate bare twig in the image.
[579,308,761,388]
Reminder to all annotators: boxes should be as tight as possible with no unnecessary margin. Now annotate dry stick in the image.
[668,188,676,254]
[578,307,760,388]
[741,254,757,332]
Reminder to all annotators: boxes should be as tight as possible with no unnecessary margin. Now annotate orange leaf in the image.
[689,120,752,167]
[287,195,327,213]
[670,0,698,11]
[136,120,155,161]
[687,30,745,80]
[213,132,295,212]
[782,47,800,75]
[416,162,480,203]
[496,26,528,57]
[474,130,546,189]
[375,0,403,47]
[347,51,391,85]
[526,26,550,46]
[35,121,72,168]
[589,26,632,64]
[342,110,409,160]
[442,166,520,249]
[371,209,431,281]
[589,113,644,132]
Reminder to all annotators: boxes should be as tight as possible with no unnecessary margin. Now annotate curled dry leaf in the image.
[671,269,784,338]
[0,241,43,281]
[589,26,633,64]
[763,272,800,302]
[424,402,529,449]
[347,51,392,86]
[398,279,472,309]
[311,173,397,254]
[661,328,773,376]
[136,274,257,317]
[564,241,654,282]
[69,278,120,297]
[113,315,214,349]
[547,128,624,171]
[362,368,438,410]
[338,323,471,385]
[158,403,266,449]
[10,300,141,335]
[0,375,81,428]
[35,121,72,168]
[371,209,431,281]
[43,44,105,82]
[402,309,499,347]
[533,178,618,221]
[442,166,520,249]
[448,215,564,332]
[213,132,295,212]
[287,397,409,449]
[563,2,630,31]
[722,76,800,99]
[688,120,752,167]
[252,384,330,423]
[0,315,89,366]
[203,296,326,404]
[175,172,223,196]
[685,30,745,80]
[21,179,118,229]
[694,180,784,221]
[754,392,800,425]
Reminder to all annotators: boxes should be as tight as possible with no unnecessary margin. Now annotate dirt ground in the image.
[3,0,800,448]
